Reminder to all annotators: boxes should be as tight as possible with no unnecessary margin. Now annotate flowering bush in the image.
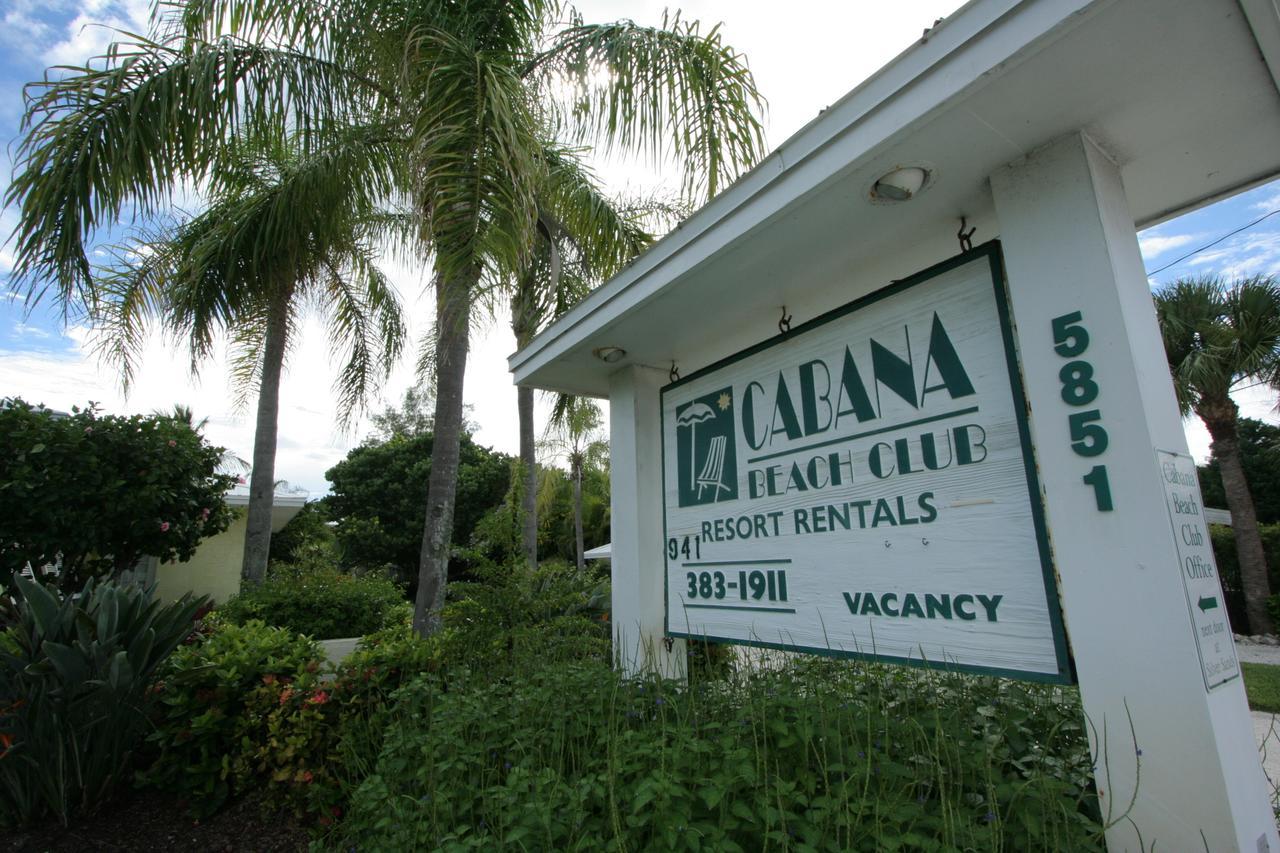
[0,399,235,591]
[139,620,323,816]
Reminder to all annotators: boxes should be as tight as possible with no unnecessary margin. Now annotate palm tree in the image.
[1155,274,1280,634]
[92,134,406,584]
[543,395,608,571]
[505,151,660,569]
[6,0,764,635]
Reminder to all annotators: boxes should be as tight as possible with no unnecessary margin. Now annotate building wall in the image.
[155,509,246,605]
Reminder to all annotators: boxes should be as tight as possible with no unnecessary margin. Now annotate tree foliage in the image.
[1156,274,1280,632]
[0,400,236,592]
[323,431,511,587]
[1199,417,1280,524]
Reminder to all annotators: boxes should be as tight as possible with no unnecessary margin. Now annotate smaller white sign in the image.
[1157,449,1239,691]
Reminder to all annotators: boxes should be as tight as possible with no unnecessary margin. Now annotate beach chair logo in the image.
[675,388,739,507]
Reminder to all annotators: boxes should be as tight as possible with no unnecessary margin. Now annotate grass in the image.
[1244,662,1280,713]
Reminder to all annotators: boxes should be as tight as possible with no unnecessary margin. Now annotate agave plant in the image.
[0,577,207,826]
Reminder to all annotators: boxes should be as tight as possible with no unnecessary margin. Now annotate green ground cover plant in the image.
[1244,663,1280,713]
[0,578,206,827]
[334,656,1105,851]
[119,561,1105,849]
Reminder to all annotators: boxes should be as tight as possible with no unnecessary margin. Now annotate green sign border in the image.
[659,240,1074,684]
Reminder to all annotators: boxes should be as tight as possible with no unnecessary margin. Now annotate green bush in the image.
[1208,523,1280,633]
[139,620,324,815]
[0,399,236,592]
[336,657,1104,850]
[436,560,610,673]
[0,577,206,827]
[218,564,405,640]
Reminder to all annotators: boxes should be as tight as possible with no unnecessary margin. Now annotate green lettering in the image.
[772,375,803,441]
[871,330,918,409]
[920,313,976,401]
[954,594,976,620]
[900,593,925,618]
[836,347,876,424]
[924,593,951,619]
[880,593,899,616]
[977,594,1003,622]
[843,592,861,614]
[860,593,882,616]
[798,359,833,435]
[872,499,897,526]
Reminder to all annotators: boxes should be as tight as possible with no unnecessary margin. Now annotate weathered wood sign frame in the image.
[660,243,1073,682]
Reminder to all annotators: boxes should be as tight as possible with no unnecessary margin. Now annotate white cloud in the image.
[12,322,51,339]
[1251,188,1280,215]
[41,0,150,67]
[1139,233,1196,260]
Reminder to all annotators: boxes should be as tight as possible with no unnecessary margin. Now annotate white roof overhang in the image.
[510,0,1280,397]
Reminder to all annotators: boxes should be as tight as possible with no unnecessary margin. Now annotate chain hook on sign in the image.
[778,307,792,335]
[957,217,977,253]
[669,362,680,383]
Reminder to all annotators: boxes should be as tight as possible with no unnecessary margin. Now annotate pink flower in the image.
[159,522,170,532]
[237,476,247,485]
[200,507,211,521]
[299,770,314,784]
[307,691,330,706]
[168,439,177,447]
[84,426,93,434]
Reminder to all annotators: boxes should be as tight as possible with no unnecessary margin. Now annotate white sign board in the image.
[1156,449,1240,691]
[661,248,1071,681]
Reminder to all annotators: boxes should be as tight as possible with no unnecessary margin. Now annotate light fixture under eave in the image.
[871,166,931,202]
[593,346,627,363]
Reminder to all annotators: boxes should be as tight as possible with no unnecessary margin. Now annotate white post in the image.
[991,132,1277,851]
[608,364,687,679]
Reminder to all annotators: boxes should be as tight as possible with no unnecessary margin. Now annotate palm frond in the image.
[535,11,766,200]
[7,32,376,312]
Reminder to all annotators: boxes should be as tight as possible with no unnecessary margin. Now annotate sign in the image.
[660,246,1071,681]
[1156,449,1240,691]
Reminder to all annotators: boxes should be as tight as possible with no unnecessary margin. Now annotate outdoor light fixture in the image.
[870,166,931,202]
[593,346,627,363]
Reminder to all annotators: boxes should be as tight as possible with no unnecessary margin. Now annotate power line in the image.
[1147,209,1280,277]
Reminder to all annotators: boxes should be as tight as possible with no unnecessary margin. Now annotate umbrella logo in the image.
[675,388,739,507]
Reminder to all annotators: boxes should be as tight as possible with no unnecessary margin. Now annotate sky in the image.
[1,0,1279,496]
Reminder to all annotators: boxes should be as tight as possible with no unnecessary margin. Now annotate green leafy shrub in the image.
[337,657,1104,850]
[140,620,323,815]
[0,577,206,827]
[218,564,404,640]
[1209,522,1280,633]
[436,560,609,673]
[0,399,236,591]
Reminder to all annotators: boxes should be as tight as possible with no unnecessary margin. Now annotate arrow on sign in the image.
[1198,595,1219,612]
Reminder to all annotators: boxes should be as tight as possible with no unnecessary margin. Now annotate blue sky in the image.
[2,0,1279,493]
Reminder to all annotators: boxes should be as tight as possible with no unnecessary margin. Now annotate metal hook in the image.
[662,636,674,653]
[884,540,892,549]
[921,537,929,547]
[957,217,977,253]
[669,362,680,383]
[778,307,792,335]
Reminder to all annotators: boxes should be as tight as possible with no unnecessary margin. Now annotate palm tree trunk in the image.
[414,272,473,636]
[573,458,585,572]
[241,288,291,585]
[512,267,539,570]
[1204,404,1274,634]
[517,383,538,568]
